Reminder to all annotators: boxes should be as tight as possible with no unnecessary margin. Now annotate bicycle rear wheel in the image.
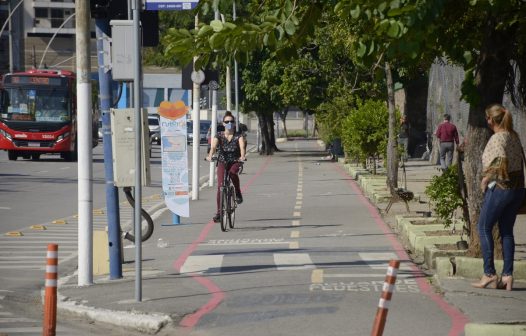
[220,187,229,232]
[228,185,236,229]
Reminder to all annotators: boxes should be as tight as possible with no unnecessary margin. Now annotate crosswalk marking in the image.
[274,253,315,270]
[180,255,223,274]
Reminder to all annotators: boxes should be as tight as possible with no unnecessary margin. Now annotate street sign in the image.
[145,0,198,10]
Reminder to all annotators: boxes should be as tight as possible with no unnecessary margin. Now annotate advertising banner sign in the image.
[159,101,190,217]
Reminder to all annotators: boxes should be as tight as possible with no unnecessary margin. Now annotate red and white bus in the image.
[0,69,98,161]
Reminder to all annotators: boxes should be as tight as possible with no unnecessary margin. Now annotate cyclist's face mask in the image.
[224,119,235,130]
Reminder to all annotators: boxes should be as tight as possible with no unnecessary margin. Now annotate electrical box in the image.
[111,108,151,187]
[110,20,135,81]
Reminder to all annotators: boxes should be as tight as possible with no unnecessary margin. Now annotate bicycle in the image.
[211,157,244,231]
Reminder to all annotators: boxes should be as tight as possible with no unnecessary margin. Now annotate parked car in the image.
[148,115,161,145]
[187,120,211,144]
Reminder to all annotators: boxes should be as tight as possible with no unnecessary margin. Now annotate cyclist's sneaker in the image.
[236,192,243,204]
[213,213,220,222]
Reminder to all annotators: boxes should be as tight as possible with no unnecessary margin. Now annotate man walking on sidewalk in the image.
[435,114,459,170]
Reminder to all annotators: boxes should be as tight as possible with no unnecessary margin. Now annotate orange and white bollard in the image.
[371,259,400,336]
[43,243,58,336]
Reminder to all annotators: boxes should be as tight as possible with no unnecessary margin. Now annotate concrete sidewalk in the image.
[344,157,526,335]
[55,143,526,336]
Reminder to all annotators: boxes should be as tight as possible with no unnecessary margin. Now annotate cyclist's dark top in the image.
[216,132,241,163]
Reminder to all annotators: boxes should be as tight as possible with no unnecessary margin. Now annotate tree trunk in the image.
[257,112,275,155]
[267,114,279,152]
[279,108,288,138]
[303,111,308,137]
[464,18,514,257]
[385,62,399,192]
[311,114,317,138]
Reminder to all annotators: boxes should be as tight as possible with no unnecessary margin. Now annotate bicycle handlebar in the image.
[205,156,247,163]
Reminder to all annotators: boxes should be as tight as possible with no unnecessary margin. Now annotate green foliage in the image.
[425,165,464,228]
[341,99,389,162]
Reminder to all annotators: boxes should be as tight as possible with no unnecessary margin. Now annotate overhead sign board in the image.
[145,0,198,10]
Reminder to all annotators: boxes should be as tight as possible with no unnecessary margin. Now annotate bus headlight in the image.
[0,129,12,141]
[56,132,70,143]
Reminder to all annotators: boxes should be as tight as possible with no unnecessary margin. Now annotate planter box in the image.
[424,243,469,270]
[344,164,370,180]
[411,230,466,254]
[435,256,526,280]
[395,216,443,235]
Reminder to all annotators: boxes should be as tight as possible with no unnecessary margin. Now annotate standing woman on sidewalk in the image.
[472,104,525,291]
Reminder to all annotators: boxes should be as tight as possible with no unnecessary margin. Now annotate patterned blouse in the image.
[216,132,241,163]
[482,131,524,189]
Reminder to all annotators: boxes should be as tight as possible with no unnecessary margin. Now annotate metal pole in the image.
[76,0,93,287]
[0,0,23,40]
[209,85,217,187]
[191,14,200,201]
[8,0,13,73]
[132,0,143,302]
[209,9,220,188]
[233,2,240,129]
[95,19,122,280]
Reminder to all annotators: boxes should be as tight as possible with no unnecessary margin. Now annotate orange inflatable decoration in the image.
[158,100,189,120]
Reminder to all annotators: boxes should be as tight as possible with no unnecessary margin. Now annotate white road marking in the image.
[0,207,11,210]
[180,255,223,274]
[358,252,411,270]
[292,220,300,226]
[0,317,37,323]
[274,253,315,270]
[0,327,42,333]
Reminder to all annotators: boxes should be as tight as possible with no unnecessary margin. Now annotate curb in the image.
[464,322,526,336]
[435,256,526,280]
[57,293,171,334]
[50,176,212,334]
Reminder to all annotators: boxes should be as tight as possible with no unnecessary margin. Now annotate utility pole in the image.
[8,0,13,73]
[209,9,220,187]
[76,0,93,287]
[132,0,143,302]
[233,1,240,130]
[191,14,200,201]
[95,18,122,280]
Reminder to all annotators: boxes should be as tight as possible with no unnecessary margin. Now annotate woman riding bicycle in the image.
[206,111,246,223]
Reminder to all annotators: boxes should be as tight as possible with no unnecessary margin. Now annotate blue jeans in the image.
[477,187,525,276]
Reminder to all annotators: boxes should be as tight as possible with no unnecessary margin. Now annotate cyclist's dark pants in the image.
[216,161,242,213]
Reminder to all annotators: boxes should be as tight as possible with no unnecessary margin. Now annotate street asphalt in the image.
[52,139,526,336]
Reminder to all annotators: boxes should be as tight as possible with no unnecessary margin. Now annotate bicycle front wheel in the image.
[220,187,229,232]
[228,185,236,229]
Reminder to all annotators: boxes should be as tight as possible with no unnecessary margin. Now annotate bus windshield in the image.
[1,87,71,123]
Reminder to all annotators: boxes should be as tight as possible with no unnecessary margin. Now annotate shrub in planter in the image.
[425,165,464,228]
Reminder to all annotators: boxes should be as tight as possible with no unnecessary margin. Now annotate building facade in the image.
[1,0,97,74]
